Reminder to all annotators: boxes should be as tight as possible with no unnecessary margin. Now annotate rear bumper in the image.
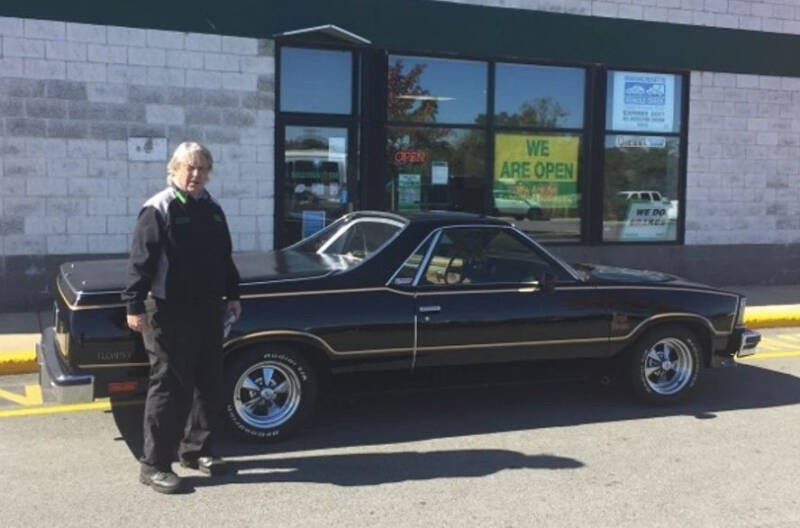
[736,329,761,358]
[37,326,94,403]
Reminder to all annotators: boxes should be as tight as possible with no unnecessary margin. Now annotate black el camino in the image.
[38,211,760,442]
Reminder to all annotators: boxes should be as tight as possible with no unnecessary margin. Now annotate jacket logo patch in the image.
[213,214,223,223]
[174,216,191,224]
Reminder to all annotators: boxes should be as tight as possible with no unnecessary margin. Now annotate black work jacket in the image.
[122,185,240,315]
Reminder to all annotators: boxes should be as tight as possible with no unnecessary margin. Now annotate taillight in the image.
[737,297,747,326]
[108,381,138,394]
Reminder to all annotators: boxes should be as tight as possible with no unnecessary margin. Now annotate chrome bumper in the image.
[736,329,761,358]
[37,326,94,403]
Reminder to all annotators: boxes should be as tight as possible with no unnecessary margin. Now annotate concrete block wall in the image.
[0,16,276,259]
[686,71,800,244]
[437,0,800,33]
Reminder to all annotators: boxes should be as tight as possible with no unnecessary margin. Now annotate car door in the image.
[410,226,610,367]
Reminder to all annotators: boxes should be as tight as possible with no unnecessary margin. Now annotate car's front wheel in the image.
[627,325,702,405]
[224,345,317,442]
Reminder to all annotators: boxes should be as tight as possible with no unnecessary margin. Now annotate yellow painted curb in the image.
[744,304,800,329]
[0,351,37,375]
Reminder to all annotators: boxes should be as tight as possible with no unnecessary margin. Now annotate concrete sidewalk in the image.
[2,284,800,376]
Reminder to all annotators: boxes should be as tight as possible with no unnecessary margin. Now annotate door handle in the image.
[419,305,441,313]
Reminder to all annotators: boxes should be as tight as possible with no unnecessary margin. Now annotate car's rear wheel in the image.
[224,345,317,442]
[627,325,702,405]
[526,207,544,221]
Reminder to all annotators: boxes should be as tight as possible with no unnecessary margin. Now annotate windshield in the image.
[290,216,406,262]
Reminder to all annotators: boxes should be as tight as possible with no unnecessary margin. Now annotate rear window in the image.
[291,217,405,261]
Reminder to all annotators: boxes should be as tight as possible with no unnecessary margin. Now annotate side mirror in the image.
[539,272,556,293]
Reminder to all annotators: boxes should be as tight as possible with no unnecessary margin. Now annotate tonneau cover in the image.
[60,250,350,296]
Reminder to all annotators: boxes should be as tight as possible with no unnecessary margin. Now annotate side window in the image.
[420,227,568,286]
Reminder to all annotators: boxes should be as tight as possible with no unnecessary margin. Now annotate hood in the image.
[571,263,709,288]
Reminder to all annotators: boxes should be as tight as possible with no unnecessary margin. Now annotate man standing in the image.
[123,141,242,494]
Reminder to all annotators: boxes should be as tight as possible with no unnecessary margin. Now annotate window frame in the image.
[275,46,690,248]
[393,225,579,289]
[383,50,595,243]
[592,65,690,246]
[275,42,361,248]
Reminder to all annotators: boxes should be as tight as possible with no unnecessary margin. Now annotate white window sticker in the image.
[611,71,676,133]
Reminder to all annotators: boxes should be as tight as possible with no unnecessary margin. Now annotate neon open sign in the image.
[394,150,427,164]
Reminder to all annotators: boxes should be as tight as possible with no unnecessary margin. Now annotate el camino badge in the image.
[98,350,134,362]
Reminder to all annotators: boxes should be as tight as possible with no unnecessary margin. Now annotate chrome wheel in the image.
[233,360,302,429]
[642,337,694,395]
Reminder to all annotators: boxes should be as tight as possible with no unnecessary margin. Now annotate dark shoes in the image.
[139,467,182,494]
[180,455,228,476]
[138,457,226,493]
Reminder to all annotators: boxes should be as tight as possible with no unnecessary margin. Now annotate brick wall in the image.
[686,71,800,244]
[436,0,800,33]
[0,16,275,258]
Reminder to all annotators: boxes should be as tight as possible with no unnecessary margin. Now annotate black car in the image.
[39,211,760,442]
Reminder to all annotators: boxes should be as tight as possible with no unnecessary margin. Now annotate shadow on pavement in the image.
[109,361,800,464]
[185,449,582,488]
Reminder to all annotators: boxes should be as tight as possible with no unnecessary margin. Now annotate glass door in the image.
[280,125,354,245]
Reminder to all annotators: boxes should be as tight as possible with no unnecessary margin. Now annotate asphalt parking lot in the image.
[1,328,799,527]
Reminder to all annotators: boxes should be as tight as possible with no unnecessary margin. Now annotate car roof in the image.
[349,210,510,228]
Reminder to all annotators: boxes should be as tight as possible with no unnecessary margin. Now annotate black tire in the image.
[626,325,702,405]
[224,344,317,442]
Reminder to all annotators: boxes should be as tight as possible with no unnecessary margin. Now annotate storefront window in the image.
[282,126,351,244]
[387,55,487,125]
[386,127,486,213]
[495,63,585,129]
[602,70,683,242]
[603,135,680,242]
[280,47,352,114]
[376,59,686,245]
[493,133,581,241]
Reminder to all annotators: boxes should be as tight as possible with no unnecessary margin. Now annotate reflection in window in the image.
[283,126,349,244]
[320,220,403,259]
[495,63,585,129]
[387,55,487,125]
[280,47,352,114]
[290,217,404,270]
[603,135,680,242]
[386,127,486,214]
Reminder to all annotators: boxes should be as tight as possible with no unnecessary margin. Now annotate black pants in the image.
[141,299,225,471]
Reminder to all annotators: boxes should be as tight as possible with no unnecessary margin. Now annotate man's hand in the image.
[127,314,148,333]
[227,300,242,321]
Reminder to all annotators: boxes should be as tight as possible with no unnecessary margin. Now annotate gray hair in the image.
[166,141,213,184]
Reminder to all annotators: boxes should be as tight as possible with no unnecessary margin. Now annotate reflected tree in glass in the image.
[388,60,438,123]
[494,97,569,128]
